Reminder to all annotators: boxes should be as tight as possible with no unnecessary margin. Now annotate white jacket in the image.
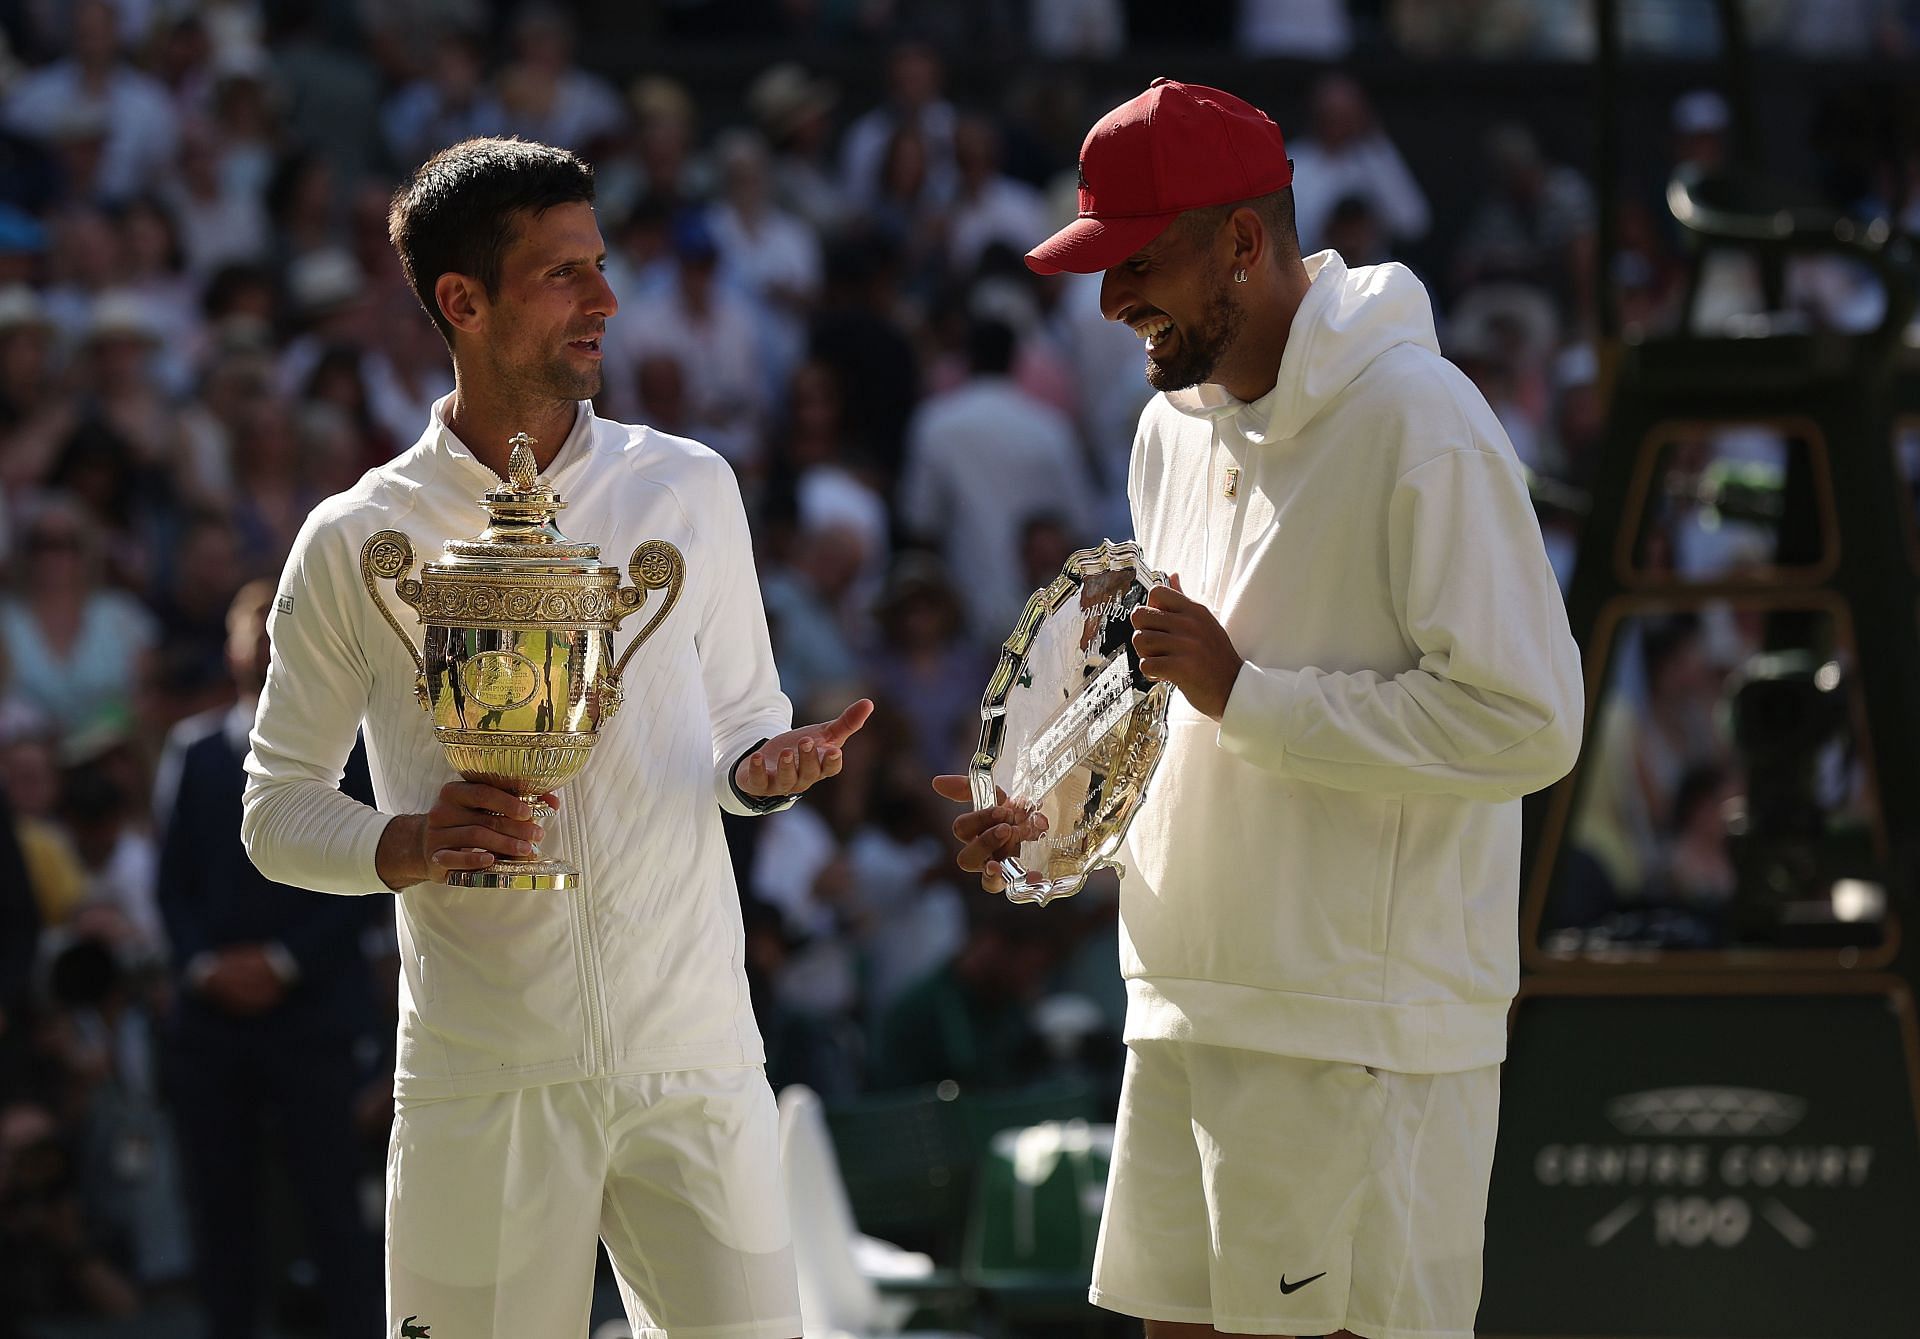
[1119,252,1583,1074]
[242,400,791,1099]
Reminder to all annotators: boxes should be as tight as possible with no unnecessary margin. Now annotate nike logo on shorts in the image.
[1279,1271,1326,1294]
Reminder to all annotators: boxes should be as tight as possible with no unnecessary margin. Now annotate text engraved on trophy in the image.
[1074,594,1132,640]
[460,650,542,711]
[1015,654,1135,800]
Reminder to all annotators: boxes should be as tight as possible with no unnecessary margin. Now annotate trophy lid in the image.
[442,433,603,569]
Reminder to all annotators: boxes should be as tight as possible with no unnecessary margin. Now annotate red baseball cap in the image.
[1026,79,1292,276]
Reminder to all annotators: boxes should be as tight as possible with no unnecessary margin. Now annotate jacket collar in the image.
[420,394,598,495]
[1161,250,1346,446]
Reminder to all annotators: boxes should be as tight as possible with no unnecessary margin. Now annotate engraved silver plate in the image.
[971,540,1171,905]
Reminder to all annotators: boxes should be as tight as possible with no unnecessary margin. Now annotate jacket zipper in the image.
[567,787,609,1074]
[1208,427,1236,605]
[1203,429,1219,598]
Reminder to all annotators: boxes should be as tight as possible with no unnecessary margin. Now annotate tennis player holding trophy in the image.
[244,137,869,1339]
[936,79,1582,1339]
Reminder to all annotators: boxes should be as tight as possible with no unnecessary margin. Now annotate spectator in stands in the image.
[0,1096,140,1326]
[870,890,1070,1090]
[204,50,278,204]
[899,316,1096,640]
[947,115,1051,278]
[223,392,317,572]
[495,3,625,155]
[156,580,382,1339]
[1321,194,1389,267]
[1575,615,1726,899]
[0,494,156,745]
[839,41,957,213]
[264,150,343,278]
[868,124,951,303]
[266,4,380,186]
[1288,74,1430,258]
[1664,763,1738,912]
[613,75,711,214]
[615,211,759,456]
[773,358,891,589]
[1237,0,1354,57]
[761,516,869,711]
[1031,0,1127,58]
[162,123,271,280]
[710,129,823,403]
[1455,122,1598,328]
[1672,88,1731,178]
[381,30,503,170]
[864,553,992,781]
[56,763,163,967]
[39,204,122,349]
[37,926,192,1293]
[2,0,178,204]
[0,285,69,500]
[809,237,920,483]
[747,63,846,233]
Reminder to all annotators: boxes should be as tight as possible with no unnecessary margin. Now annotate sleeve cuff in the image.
[345,805,395,892]
[1217,660,1304,773]
[720,738,799,817]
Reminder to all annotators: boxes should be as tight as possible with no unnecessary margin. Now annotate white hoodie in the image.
[1119,252,1583,1074]
[241,400,791,1099]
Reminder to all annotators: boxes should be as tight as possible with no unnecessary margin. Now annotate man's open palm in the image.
[734,698,874,798]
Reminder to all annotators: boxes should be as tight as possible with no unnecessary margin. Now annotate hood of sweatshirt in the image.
[1162,250,1441,445]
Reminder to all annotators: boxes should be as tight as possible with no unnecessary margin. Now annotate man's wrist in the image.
[729,739,797,815]
[1207,657,1249,721]
[375,813,429,890]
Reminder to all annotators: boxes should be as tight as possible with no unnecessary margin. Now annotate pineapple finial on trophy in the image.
[507,433,539,493]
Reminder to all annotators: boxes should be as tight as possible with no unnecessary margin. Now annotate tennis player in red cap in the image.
[939,79,1584,1339]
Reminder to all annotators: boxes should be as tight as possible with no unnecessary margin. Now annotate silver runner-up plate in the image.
[971,540,1172,906]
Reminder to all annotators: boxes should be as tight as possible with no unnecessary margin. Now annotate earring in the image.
[1233,268,1248,284]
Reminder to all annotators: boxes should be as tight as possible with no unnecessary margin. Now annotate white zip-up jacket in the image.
[1119,252,1583,1074]
[242,400,791,1099]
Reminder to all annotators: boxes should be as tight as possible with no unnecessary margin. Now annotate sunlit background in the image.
[2,1,1918,1336]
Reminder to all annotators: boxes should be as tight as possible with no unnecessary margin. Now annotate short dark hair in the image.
[1176,186,1299,258]
[387,137,596,343]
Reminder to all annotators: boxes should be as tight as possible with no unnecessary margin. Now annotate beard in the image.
[1144,265,1245,394]
[543,347,603,402]
[495,341,603,404]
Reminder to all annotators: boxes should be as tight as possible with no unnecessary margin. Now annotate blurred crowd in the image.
[1,0,1918,1333]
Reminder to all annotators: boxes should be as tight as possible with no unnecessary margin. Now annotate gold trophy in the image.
[360,433,683,889]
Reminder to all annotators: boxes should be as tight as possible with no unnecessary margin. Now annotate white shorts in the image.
[1090,1041,1500,1339]
[387,1067,800,1339]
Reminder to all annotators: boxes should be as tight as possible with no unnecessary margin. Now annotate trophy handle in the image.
[610,540,684,679]
[360,530,428,706]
